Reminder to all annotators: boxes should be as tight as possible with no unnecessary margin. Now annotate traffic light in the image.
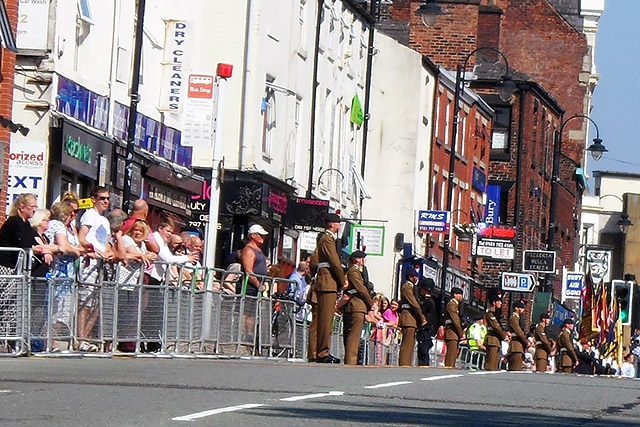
[613,280,634,326]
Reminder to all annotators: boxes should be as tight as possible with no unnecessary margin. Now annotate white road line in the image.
[468,370,507,375]
[364,381,413,389]
[280,391,345,402]
[0,390,11,393]
[420,374,464,381]
[172,403,265,421]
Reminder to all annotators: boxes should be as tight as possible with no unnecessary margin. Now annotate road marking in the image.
[0,390,11,393]
[280,391,345,402]
[364,381,413,389]
[172,403,265,421]
[469,370,507,375]
[420,374,464,381]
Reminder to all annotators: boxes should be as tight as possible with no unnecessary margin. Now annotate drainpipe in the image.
[306,0,324,198]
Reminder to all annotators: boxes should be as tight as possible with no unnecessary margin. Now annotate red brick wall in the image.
[0,0,18,223]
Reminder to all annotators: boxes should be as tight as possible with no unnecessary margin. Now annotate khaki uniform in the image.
[556,329,577,373]
[399,281,425,366]
[343,265,374,365]
[306,252,319,361]
[313,230,344,359]
[533,322,552,372]
[507,313,528,371]
[484,307,508,371]
[444,299,464,367]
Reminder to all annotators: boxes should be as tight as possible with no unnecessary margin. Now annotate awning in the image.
[0,0,17,53]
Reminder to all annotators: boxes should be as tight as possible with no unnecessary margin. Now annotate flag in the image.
[579,273,598,342]
[350,94,364,128]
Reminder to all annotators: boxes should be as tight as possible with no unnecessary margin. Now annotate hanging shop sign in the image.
[284,197,329,232]
[348,224,385,256]
[417,210,449,234]
[472,223,516,260]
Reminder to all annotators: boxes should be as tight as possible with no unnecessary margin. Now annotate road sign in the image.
[501,272,536,293]
[523,250,556,273]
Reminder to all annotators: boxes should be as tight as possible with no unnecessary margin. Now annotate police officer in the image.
[533,312,552,372]
[342,250,374,365]
[507,301,528,371]
[484,289,510,371]
[417,278,438,366]
[444,287,465,368]
[466,314,487,352]
[399,270,425,366]
[313,213,345,364]
[556,318,578,373]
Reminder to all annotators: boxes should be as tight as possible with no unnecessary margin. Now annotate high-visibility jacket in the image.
[467,322,487,351]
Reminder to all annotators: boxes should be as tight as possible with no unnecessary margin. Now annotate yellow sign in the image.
[77,198,93,209]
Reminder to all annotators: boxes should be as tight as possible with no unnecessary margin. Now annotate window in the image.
[78,0,93,25]
[444,99,451,146]
[298,0,307,51]
[261,87,275,158]
[491,106,511,153]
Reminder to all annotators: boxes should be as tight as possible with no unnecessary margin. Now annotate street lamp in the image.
[617,214,633,234]
[416,0,444,27]
[547,114,607,250]
[439,47,517,324]
[546,114,607,292]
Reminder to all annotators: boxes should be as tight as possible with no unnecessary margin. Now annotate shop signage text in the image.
[64,134,92,164]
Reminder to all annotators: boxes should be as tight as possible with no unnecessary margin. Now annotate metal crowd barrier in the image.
[0,252,474,367]
[0,248,30,356]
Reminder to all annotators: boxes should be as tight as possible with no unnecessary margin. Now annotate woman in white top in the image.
[148,216,198,285]
[44,200,86,345]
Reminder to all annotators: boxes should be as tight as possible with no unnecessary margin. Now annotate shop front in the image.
[47,118,114,204]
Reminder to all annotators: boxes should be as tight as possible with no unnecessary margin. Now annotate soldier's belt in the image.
[536,341,543,345]
[401,304,411,309]
[347,289,358,295]
[317,262,331,268]
[444,320,452,325]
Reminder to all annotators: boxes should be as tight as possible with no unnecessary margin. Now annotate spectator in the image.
[149,216,199,286]
[45,200,85,345]
[107,208,128,263]
[621,353,636,378]
[378,296,390,317]
[120,199,159,254]
[0,193,54,272]
[29,208,55,277]
[289,261,309,301]
[239,224,269,296]
[76,187,114,352]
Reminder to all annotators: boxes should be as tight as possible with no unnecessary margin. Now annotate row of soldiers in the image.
[306,212,578,371]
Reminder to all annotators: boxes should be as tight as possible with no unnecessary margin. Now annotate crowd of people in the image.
[1,191,638,378]
[0,190,203,353]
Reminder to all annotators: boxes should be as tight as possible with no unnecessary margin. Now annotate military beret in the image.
[562,318,574,326]
[350,250,367,260]
[325,213,342,224]
[419,278,435,292]
[472,313,485,321]
[539,312,550,320]
[406,269,418,278]
[513,301,525,309]
[487,288,502,303]
[451,286,463,295]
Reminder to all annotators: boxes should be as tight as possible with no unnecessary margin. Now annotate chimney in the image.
[477,0,503,61]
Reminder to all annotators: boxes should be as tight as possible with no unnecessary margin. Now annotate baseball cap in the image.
[248,224,269,235]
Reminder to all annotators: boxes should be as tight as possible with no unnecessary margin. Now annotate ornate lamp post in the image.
[439,48,517,318]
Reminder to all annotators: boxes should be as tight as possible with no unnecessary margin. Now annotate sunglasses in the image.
[96,196,110,201]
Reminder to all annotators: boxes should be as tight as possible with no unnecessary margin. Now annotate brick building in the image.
[379,0,597,313]
[0,0,17,223]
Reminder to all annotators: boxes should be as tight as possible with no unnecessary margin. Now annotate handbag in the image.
[117,262,141,291]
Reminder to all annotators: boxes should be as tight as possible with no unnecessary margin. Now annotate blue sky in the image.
[589,0,640,183]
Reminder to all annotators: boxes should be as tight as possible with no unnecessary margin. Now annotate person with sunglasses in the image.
[76,187,113,352]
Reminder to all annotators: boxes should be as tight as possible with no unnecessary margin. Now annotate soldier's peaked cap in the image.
[451,287,463,295]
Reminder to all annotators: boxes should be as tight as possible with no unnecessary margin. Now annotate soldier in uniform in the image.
[313,213,345,364]
[533,312,552,372]
[417,278,438,366]
[484,290,510,371]
[556,318,578,373]
[507,301,528,371]
[444,287,465,368]
[398,270,425,366]
[342,250,374,365]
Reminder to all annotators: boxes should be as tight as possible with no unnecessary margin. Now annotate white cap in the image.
[248,224,269,235]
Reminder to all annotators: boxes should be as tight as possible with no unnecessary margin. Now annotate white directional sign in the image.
[501,272,536,293]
